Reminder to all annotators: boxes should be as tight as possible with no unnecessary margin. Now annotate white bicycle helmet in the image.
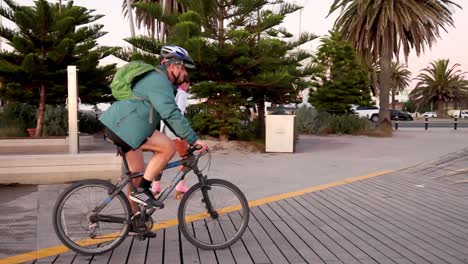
[160,45,195,69]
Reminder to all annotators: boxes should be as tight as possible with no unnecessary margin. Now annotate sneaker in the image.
[130,188,165,209]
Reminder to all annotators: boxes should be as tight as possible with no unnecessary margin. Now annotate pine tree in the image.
[0,0,115,137]
[309,31,372,114]
[117,0,317,139]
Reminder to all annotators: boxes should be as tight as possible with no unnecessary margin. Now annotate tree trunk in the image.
[436,100,445,118]
[218,7,224,45]
[257,99,265,139]
[391,88,396,110]
[379,47,392,127]
[35,84,46,137]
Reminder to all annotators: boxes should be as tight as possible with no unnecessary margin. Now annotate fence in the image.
[394,117,468,130]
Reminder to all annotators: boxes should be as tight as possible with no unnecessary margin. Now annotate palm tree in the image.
[329,0,461,125]
[390,62,411,109]
[360,53,379,98]
[410,59,468,117]
[122,0,185,39]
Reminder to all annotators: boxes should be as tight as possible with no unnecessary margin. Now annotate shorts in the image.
[104,127,146,154]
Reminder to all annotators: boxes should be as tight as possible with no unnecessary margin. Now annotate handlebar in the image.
[184,144,203,156]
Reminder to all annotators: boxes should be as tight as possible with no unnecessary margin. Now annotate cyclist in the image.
[152,79,191,199]
[99,45,208,212]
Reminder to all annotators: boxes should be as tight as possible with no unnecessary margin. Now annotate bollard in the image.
[395,119,399,130]
[425,117,428,130]
[454,117,458,130]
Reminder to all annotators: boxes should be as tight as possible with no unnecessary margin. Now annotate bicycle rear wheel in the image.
[53,179,132,255]
[178,179,250,250]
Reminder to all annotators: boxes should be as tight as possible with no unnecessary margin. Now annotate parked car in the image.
[423,112,437,118]
[352,105,380,122]
[390,109,413,121]
[452,111,468,119]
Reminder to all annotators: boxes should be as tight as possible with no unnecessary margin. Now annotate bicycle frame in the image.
[92,147,208,219]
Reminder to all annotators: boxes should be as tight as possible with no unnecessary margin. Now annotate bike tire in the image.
[52,179,132,255]
[178,178,250,250]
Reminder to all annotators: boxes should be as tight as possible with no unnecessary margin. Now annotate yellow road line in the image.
[0,169,393,264]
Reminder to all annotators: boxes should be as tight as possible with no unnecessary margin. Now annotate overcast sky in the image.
[7,0,468,88]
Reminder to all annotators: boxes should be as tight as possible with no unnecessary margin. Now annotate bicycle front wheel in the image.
[178,179,250,250]
[53,179,132,255]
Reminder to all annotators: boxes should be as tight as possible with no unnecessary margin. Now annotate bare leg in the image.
[174,138,190,199]
[125,149,145,213]
[139,130,176,182]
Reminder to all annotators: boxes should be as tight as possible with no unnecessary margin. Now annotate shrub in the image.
[186,103,257,140]
[79,112,104,134]
[0,102,36,137]
[0,119,28,137]
[329,114,368,134]
[295,106,333,134]
[43,105,68,136]
[295,106,369,135]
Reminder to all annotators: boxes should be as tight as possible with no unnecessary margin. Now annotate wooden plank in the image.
[231,211,270,264]
[217,213,253,264]
[200,218,236,264]
[291,196,376,264]
[361,179,468,239]
[146,230,164,264]
[31,255,58,264]
[180,222,201,264]
[355,184,468,260]
[246,207,289,264]
[89,248,113,264]
[315,189,428,264]
[353,180,468,251]
[278,199,360,264]
[306,192,410,264]
[326,186,443,264]
[126,236,149,264]
[259,203,324,263]
[380,168,468,199]
[163,226,181,264]
[51,251,77,264]
[371,175,468,219]
[251,206,306,263]
[107,237,133,264]
[336,185,464,264]
[71,253,94,264]
[371,176,468,222]
[192,219,218,264]
[269,201,344,264]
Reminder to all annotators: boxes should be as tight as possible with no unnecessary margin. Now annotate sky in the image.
[4,0,468,90]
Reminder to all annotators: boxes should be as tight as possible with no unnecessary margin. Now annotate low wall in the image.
[0,135,97,154]
[0,153,122,185]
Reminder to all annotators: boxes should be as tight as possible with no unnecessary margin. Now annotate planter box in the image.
[0,153,121,184]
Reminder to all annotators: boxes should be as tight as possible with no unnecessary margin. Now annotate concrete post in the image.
[67,66,79,154]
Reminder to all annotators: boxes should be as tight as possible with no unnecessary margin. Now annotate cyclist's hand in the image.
[193,139,208,153]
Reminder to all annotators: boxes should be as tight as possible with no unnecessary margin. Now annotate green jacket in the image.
[99,67,198,149]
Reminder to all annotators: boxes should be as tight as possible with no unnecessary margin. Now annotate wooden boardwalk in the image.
[26,152,468,264]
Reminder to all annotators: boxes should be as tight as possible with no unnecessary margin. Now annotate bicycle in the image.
[52,144,250,255]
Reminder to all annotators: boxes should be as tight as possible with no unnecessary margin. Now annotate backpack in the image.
[110,61,160,100]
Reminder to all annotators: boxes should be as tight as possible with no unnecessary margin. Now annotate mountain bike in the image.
[52,144,250,255]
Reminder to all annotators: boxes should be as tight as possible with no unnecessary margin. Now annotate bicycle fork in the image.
[197,173,219,219]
